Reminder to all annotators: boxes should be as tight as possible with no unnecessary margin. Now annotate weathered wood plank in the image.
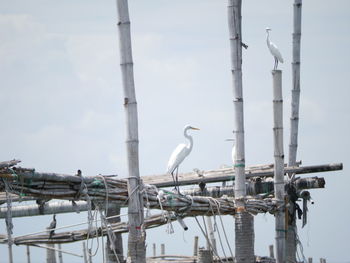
[143,163,342,188]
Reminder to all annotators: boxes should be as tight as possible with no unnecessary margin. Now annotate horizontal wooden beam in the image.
[143,163,342,188]
[0,176,325,219]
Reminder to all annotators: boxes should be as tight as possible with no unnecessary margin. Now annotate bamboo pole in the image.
[0,200,110,218]
[161,243,165,257]
[4,181,14,263]
[26,245,31,263]
[287,1,302,262]
[82,242,88,263]
[115,0,145,262]
[152,243,156,257]
[58,244,63,263]
[228,0,255,262]
[289,0,302,167]
[206,217,216,253]
[193,236,199,257]
[272,70,285,263]
[269,245,274,258]
[198,248,213,263]
[0,162,341,193]
[88,248,92,263]
[46,236,57,263]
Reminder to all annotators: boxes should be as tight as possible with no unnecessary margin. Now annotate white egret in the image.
[226,138,236,165]
[266,27,284,70]
[166,125,200,192]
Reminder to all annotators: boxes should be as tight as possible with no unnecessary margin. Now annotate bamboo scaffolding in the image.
[0,162,341,194]
[0,175,325,219]
[0,198,278,246]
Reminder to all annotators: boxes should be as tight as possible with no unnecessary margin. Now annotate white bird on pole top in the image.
[166,125,200,192]
[266,27,284,70]
[226,138,236,165]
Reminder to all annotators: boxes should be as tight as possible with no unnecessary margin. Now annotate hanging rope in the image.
[194,216,224,263]
[98,209,122,263]
[210,197,234,260]
[208,202,229,262]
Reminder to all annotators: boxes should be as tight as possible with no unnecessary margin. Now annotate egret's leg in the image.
[171,171,176,191]
[175,166,179,193]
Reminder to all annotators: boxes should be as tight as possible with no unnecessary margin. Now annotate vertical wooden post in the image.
[4,182,14,263]
[206,217,217,253]
[152,243,156,257]
[269,245,274,258]
[272,70,285,263]
[198,248,213,263]
[161,243,165,257]
[82,242,88,263]
[227,0,255,262]
[88,248,92,263]
[46,241,57,263]
[57,244,63,263]
[193,236,199,257]
[308,257,313,263]
[287,1,302,262]
[289,0,302,166]
[115,0,145,262]
[26,245,31,263]
[105,205,123,263]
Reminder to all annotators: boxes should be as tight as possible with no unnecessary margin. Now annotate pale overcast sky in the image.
[0,0,349,262]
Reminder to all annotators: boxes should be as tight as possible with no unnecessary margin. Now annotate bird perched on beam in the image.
[166,125,200,193]
[76,169,82,177]
[48,214,57,238]
[266,27,284,70]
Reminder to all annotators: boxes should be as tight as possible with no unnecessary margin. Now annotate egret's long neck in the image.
[184,129,193,151]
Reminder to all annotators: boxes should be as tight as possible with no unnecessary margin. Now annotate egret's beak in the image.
[225,138,235,142]
[191,127,200,130]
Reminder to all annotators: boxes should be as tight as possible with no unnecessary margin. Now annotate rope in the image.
[140,187,151,218]
[295,226,307,263]
[166,212,174,234]
[194,216,224,263]
[156,190,166,221]
[210,197,234,260]
[13,212,128,239]
[87,208,100,257]
[98,176,109,215]
[100,208,105,263]
[208,199,229,262]
[99,210,121,263]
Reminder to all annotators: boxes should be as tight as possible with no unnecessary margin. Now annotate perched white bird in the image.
[266,27,284,70]
[226,138,236,165]
[166,125,200,192]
